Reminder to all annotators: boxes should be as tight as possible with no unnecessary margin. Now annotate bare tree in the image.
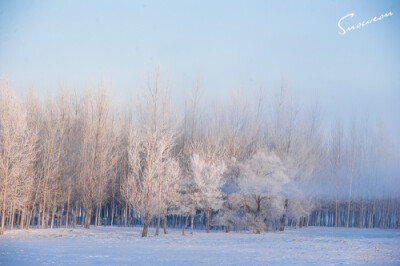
[135,67,176,237]
[80,86,112,228]
[0,79,37,234]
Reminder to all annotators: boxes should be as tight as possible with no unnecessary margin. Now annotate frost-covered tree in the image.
[190,153,226,233]
[120,129,142,223]
[80,87,112,228]
[135,67,177,237]
[269,87,324,230]
[157,156,183,234]
[0,79,37,235]
[235,150,288,233]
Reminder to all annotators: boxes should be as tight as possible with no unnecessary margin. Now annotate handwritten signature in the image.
[338,12,393,35]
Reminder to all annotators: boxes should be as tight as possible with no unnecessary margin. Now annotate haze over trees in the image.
[0,71,399,236]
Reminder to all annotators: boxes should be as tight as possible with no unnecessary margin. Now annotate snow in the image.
[1,227,399,265]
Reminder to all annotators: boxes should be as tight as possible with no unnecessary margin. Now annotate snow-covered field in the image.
[1,227,399,265]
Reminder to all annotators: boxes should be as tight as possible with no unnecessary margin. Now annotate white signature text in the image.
[338,11,393,35]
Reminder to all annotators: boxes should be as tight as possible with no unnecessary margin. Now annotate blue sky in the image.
[0,0,399,130]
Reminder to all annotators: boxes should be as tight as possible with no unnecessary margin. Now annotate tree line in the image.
[0,70,399,236]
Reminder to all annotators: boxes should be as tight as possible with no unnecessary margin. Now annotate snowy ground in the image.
[0,226,399,265]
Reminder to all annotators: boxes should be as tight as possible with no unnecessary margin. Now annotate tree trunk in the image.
[163,216,168,234]
[156,165,164,236]
[372,200,376,228]
[190,213,195,235]
[385,202,389,229]
[359,200,363,228]
[50,204,56,229]
[110,200,115,226]
[97,203,102,226]
[57,207,62,228]
[65,188,71,228]
[314,210,317,226]
[280,199,289,231]
[41,192,47,229]
[0,165,9,235]
[225,223,230,233]
[95,207,99,227]
[182,215,189,235]
[85,207,92,229]
[73,202,78,228]
[44,204,50,228]
[10,205,15,231]
[141,140,155,237]
[319,205,322,226]
[50,182,58,229]
[38,202,42,228]
[27,206,33,230]
[380,203,384,229]
[141,209,150,237]
[346,200,351,228]
[124,203,128,227]
[335,199,338,227]
[190,202,197,235]
[206,207,210,233]
[155,212,161,236]
[20,204,26,230]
